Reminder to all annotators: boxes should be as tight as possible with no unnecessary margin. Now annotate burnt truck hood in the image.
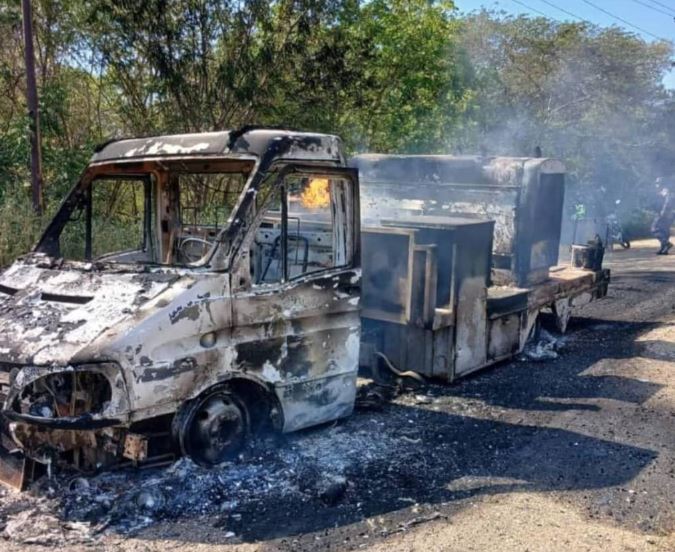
[0,258,181,365]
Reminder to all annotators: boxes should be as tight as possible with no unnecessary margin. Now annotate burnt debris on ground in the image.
[0,315,666,548]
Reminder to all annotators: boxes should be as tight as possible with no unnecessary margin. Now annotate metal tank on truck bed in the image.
[354,154,610,380]
[352,154,567,287]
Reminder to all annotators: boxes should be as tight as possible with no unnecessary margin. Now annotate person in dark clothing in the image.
[651,178,674,255]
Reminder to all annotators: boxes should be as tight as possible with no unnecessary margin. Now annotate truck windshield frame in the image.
[81,174,154,263]
[34,157,256,268]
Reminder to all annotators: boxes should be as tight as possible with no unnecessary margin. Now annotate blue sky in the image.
[455,0,675,88]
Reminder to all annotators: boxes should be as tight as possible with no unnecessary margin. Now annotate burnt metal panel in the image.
[230,270,361,433]
[448,223,493,376]
[352,154,566,287]
[92,129,345,165]
[361,228,415,324]
[515,171,565,278]
[487,312,523,361]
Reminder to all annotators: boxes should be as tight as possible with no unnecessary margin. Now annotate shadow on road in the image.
[436,316,664,413]
[110,315,662,545]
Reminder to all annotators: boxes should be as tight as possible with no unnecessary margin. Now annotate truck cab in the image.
[0,128,361,480]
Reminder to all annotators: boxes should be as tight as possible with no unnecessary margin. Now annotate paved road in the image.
[2,239,674,552]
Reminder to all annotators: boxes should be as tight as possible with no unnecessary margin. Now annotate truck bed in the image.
[526,265,610,310]
[488,265,610,316]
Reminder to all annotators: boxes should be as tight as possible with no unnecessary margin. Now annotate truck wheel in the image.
[173,386,250,466]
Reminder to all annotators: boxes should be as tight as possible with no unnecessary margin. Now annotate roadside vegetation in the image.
[0,0,673,266]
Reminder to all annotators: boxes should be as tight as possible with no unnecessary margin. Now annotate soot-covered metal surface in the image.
[0,128,361,483]
[352,154,566,286]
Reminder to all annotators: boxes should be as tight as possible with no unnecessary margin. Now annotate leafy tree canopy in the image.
[0,1,673,264]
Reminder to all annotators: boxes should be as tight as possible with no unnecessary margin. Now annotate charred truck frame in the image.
[0,129,609,489]
[353,154,609,378]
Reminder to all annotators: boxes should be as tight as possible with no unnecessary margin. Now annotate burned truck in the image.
[0,128,608,489]
[0,129,361,488]
[353,154,609,379]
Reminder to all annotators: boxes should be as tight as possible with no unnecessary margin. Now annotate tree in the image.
[457,11,674,218]
[80,0,473,152]
[272,0,474,153]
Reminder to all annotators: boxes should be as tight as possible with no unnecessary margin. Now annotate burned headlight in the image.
[6,363,129,422]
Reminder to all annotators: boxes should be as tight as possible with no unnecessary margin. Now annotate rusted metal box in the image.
[352,155,566,287]
[361,215,494,381]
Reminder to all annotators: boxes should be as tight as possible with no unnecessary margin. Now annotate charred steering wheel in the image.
[178,237,213,263]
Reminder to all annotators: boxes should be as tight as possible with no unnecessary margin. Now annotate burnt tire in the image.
[173,386,250,467]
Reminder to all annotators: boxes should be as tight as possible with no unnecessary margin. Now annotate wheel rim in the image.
[184,392,248,466]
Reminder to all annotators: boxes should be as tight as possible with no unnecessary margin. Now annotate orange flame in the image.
[300,178,330,209]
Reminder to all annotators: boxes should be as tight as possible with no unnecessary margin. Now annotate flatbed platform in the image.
[487,265,610,335]
[488,266,610,313]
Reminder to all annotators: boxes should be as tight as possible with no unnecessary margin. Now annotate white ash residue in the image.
[520,328,565,361]
[0,415,402,545]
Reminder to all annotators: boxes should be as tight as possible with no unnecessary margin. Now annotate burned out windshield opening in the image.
[37,159,255,267]
[171,171,248,264]
[61,176,155,263]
